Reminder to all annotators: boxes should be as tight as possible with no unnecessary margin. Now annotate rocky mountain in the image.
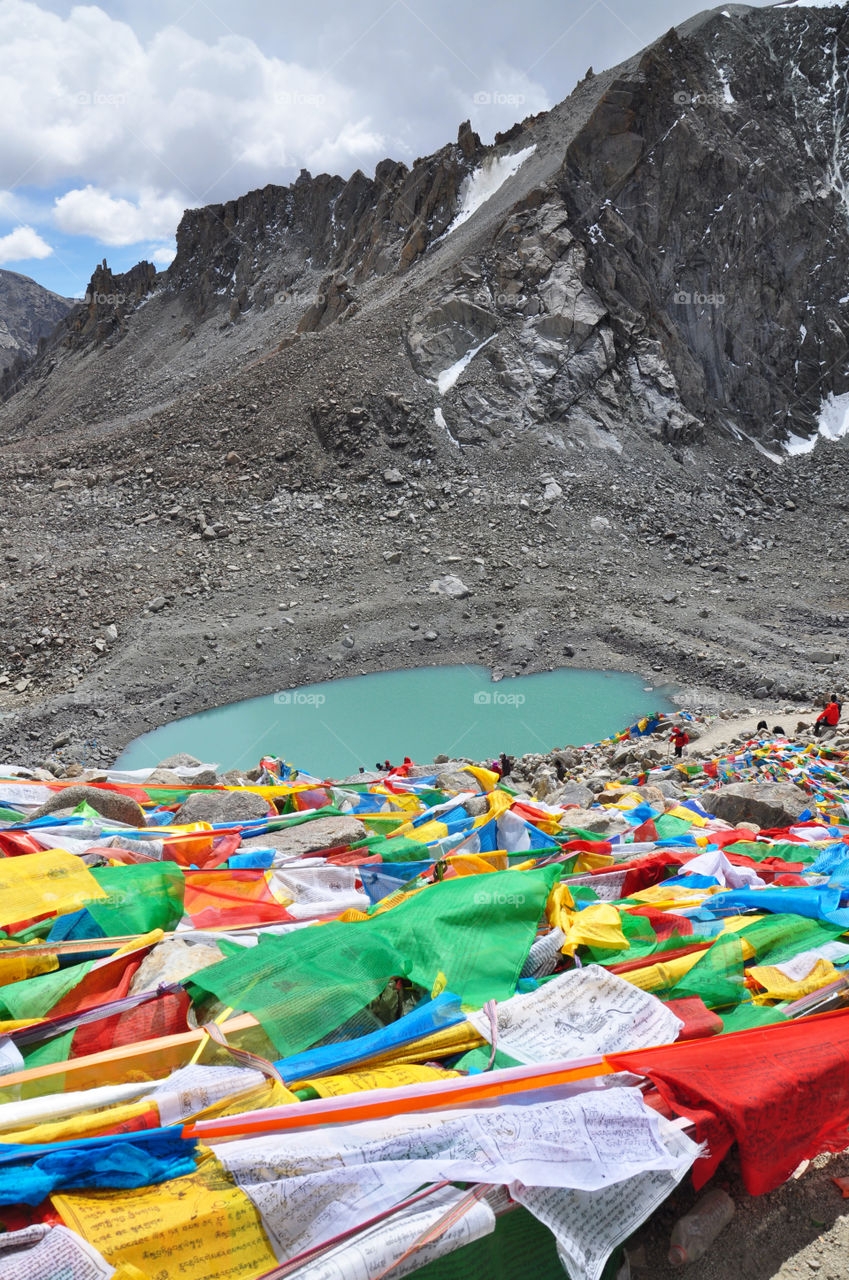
[0,269,72,374]
[0,1,848,765]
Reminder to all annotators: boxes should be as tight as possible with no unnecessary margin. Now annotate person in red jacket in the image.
[814,697,842,737]
[670,725,690,758]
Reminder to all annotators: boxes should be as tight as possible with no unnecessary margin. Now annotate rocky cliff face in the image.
[0,269,72,374]
[1,4,849,759]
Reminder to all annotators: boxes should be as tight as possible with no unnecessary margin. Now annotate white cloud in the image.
[149,244,176,267]
[53,186,185,245]
[0,1,387,213]
[0,224,53,263]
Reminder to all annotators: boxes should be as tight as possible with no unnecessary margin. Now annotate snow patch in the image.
[785,389,849,454]
[437,334,495,394]
[446,146,536,236]
[718,71,734,103]
[434,406,460,448]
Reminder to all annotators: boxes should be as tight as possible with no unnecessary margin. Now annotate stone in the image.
[383,550,402,564]
[147,595,167,613]
[428,575,471,599]
[383,468,403,485]
[543,480,562,501]
[129,938,224,995]
[436,768,480,793]
[555,781,594,807]
[707,781,810,828]
[30,784,147,826]
[424,630,439,641]
[174,789,271,824]
[142,768,186,787]
[590,516,610,532]
[239,814,367,857]
[559,807,631,836]
[158,753,203,769]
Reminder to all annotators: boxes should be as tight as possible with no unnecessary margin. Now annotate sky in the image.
[0,0,780,298]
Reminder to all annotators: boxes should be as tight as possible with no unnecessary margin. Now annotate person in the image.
[814,697,841,737]
[489,758,502,778]
[384,759,392,771]
[499,752,514,778]
[670,725,689,758]
[756,720,768,733]
[772,725,786,737]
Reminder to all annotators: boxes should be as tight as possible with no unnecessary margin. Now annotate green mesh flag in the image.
[22,1030,75,1068]
[85,864,184,936]
[652,814,695,839]
[725,841,820,866]
[738,914,845,967]
[719,1002,789,1034]
[665,933,746,1009]
[0,960,94,1020]
[192,864,560,1057]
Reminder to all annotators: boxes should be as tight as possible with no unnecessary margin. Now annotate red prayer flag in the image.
[607,1008,849,1194]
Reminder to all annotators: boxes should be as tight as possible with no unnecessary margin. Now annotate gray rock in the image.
[30,784,147,827]
[556,781,594,807]
[143,768,186,787]
[175,789,271,824]
[428,575,471,599]
[129,938,224,995]
[383,468,403,485]
[436,768,480,793]
[158,753,203,769]
[147,595,167,613]
[706,781,810,828]
[559,807,630,836]
[240,814,367,857]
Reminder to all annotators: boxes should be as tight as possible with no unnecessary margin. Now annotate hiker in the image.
[499,752,514,778]
[814,698,841,737]
[772,725,786,737]
[756,720,768,733]
[670,725,690,758]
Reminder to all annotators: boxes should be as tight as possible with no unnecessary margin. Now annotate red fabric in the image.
[631,819,658,842]
[607,1008,849,1194]
[0,832,44,858]
[818,702,840,727]
[564,839,613,856]
[70,989,191,1058]
[670,729,689,747]
[625,905,694,941]
[663,996,723,1041]
[183,869,294,928]
[325,850,384,866]
[50,951,146,1019]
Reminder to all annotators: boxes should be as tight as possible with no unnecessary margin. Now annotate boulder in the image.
[556,781,594,807]
[174,789,271,824]
[428,575,471,599]
[129,938,224,995]
[158,753,203,769]
[706,781,810,828]
[558,807,630,836]
[436,768,480,793]
[30,784,146,827]
[599,783,667,810]
[240,815,367,858]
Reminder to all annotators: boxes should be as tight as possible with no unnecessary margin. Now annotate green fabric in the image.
[0,960,94,1020]
[410,1203,565,1280]
[665,933,746,1009]
[22,1030,74,1068]
[86,864,184,936]
[454,1043,523,1072]
[738,914,845,966]
[356,834,434,862]
[0,807,26,822]
[652,814,694,839]
[719,1002,789,1033]
[559,826,608,843]
[192,864,561,1057]
[725,841,820,866]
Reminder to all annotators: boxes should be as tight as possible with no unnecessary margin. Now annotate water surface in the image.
[117,665,676,777]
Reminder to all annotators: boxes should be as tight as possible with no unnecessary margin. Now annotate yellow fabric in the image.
[0,1100,156,1145]
[668,805,707,827]
[54,1151,277,1280]
[0,849,107,928]
[546,887,627,956]
[623,937,757,992]
[446,852,508,875]
[0,951,58,988]
[299,1063,460,1098]
[356,1021,485,1066]
[465,765,500,792]
[112,929,164,959]
[749,957,838,1002]
[574,850,615,873]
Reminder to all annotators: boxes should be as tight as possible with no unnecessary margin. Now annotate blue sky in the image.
[0,0,779,299]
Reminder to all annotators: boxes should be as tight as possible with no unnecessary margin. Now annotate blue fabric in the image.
[809,843,849,875]
[627,803,660,825]
[46,909,106,943]
[663,874,720,889]
[0,1130,197,1204]
[274,992,465,1082]
[708,885,849,926]
[229,849,275,869]
[360,863,427,906]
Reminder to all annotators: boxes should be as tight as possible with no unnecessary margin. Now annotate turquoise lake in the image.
[116,666,676,778]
